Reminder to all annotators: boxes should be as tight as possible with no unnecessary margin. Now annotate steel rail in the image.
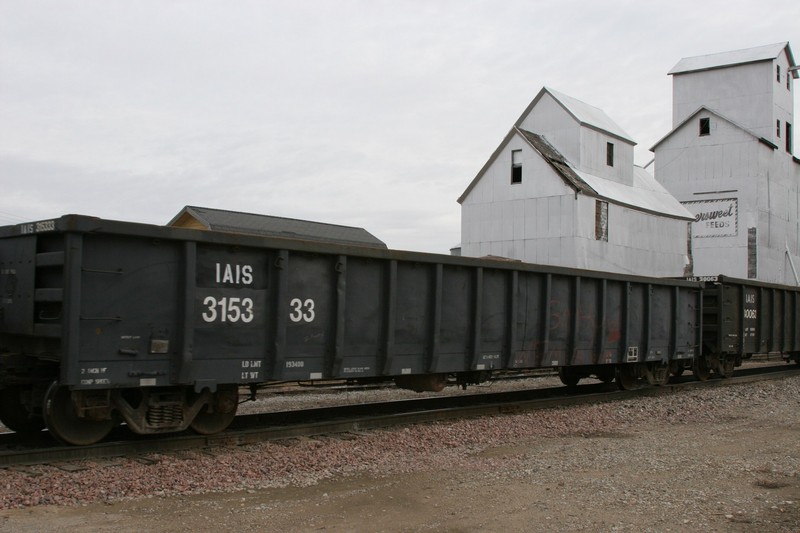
[1,364,798,468]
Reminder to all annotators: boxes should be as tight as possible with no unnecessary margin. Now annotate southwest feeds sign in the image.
[682,198,738,238]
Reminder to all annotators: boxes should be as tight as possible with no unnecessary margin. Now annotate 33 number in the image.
[289,298,315,323]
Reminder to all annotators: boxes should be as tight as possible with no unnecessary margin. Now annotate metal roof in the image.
[168,206,387,249]
[649,106,774,152]
[459,127,692,220]
[515,87,636,145]
[576,166,693,220]
[460,87,637,204]
[518,129,692,220]
[668,42,797,77]
[516,129,594,195]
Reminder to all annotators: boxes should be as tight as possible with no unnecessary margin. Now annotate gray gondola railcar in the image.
[700,275,800,377]
[0,215,703,444]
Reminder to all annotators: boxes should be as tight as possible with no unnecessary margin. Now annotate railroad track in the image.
[1,363,798,468]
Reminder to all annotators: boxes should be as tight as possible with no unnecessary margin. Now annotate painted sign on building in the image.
[682,198,738,238]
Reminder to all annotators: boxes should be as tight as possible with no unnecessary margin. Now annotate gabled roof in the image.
[168,206,387,248]
[576,166,693,220]
[458,127,511,204]
[650,106,776,152]
[514,87,636,144]
[457,126,589,204]
[668,42,797,78]
[515,129,594,195]
[458,128,692,220]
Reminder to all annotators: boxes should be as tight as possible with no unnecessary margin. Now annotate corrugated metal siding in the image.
[655,109,800,283]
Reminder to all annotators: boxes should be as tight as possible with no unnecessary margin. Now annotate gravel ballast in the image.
[0,373,798,532]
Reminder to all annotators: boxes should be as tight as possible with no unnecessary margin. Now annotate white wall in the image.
[461,132,690,276]
[517,92,581,164]
[579,126,634,185]
[518,92,635,186]
[655,110,800,283]
[774,51,795,153]
[672,62,773,139]
[672,51,795,151]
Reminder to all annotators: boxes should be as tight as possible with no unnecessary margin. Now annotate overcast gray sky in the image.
[1,1,799,253]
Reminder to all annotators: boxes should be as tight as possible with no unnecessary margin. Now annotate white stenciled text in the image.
[215,263,253,285]
[289,298,315,323]
[201,296,254,323]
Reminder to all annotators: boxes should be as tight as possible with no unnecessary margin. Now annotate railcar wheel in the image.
[646,363,670,386]
[0,385,45,434]
[558,368,580,388]
[190,386,239,435]
[671,365,685,377]
[43,382,115,446]
[692,357,711,381]
[715,355,735,378]
[615,365,639,390]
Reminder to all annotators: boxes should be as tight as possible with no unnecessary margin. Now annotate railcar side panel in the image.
[339,256,385,379]
[511,272,545,368]
[280,252,338,380]
[389,261,433,376]
[192,244,272,385]
[704,276,800,358]
[600,280,624,363]
[476,268,510,371]
[0,215,708,392]
[571,277,599,366]
[438,264,474,371]
[73,233,180,389]
[0,236,37,337]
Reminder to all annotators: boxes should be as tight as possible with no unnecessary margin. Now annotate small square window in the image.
[699,117,710,136]
[787,123,793,154]
[511,150,522,184]
[777,65,781,82]
[606,142,614,167]
[777,119,781,138]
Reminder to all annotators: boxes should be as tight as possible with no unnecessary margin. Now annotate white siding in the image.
[774,51,794,152]
[517,92,581,165]
[655,111,800,283]
[461,89,692,277]
[518,92,636,186]
[672,62,774,138]
[578,126,634,185]
[672,48,795,151]
[461,135,690,277]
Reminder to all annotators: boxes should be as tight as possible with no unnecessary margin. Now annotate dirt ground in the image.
[1,381,799,532]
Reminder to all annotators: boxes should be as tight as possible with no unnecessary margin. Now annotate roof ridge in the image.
[649,106,767,151]
[517,87,635,144]
[669,42,794,75]
[184,205,370,231]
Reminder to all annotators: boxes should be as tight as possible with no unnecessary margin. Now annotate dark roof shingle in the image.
[169,206,387,249]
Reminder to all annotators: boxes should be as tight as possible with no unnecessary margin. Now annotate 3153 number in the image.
[201,296,254,323]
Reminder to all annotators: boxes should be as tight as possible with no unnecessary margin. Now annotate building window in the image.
[789,73,792,91]
[787,123,793,154]
[777,119,781,137]
[511,150,522,184]
[595,200,608,241]
[606,142,614,167]
[699,117,710,136]
[777,65,781,82]
[747,228,757,279]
